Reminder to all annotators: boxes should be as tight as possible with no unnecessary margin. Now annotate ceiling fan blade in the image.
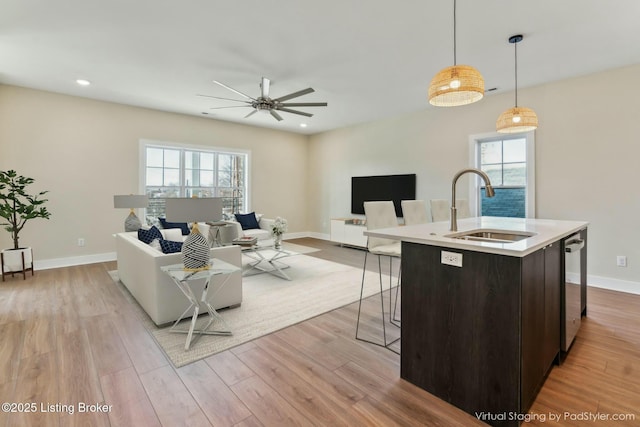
[277,107,313,117]
[212,80,256,101]
[270,110,283,121]
[245,110,258,118]
[279,102,327,107]
[261,77,270,99]
[274,88,315,102]
[197,94,252,104]
[209,106,251,110]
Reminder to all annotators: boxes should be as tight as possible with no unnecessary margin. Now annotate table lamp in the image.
[114,195,149,231]
[165,197,223,270]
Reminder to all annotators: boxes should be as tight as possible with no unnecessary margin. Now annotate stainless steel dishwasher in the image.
[562,232,585,351]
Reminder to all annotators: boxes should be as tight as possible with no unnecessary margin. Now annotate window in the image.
[468,132,535,218]
[141,141,249,222]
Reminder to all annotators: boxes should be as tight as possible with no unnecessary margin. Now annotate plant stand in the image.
[1,247,34,281]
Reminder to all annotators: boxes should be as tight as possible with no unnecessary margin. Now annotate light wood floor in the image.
[0,238,638,426]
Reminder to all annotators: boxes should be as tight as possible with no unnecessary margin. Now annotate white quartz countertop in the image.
[364,217,589,257]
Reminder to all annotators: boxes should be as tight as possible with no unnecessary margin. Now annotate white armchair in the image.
[224,213,274,243]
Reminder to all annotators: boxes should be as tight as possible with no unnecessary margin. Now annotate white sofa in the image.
[224,216,275,242]
[115,231,242,326]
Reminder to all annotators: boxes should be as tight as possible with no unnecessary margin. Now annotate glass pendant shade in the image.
[428,65,485,107]
[496,106,538,133]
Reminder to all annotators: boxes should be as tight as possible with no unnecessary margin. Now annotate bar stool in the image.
[355,201,401,353]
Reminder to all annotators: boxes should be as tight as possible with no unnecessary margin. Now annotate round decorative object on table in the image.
[124,211,142,232]
[182,230,210,270]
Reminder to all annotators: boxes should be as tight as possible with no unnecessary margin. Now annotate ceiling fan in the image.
[197,77,327,121]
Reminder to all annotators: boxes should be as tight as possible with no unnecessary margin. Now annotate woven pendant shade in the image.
[428,65,485,107]
[496,34,538,133]
[496,107,538,133]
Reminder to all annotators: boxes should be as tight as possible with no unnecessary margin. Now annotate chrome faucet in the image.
[450,168,495,231]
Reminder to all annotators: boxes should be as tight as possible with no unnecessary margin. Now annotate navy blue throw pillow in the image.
[159,239,183,254]
[138,226,163,244]
[235,212,260,230]
[159,218,190,235]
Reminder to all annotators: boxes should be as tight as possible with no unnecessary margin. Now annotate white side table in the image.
[161,259,240,350]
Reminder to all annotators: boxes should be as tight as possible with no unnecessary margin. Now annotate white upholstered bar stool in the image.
[401,200,429,226]
[355,201,401,353]
[430,199,471,222]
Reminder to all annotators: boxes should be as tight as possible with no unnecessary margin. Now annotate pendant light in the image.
[428,0,484,107]
[496,34,538,133]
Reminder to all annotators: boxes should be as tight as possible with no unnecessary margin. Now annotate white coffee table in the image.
[241,240,297,280]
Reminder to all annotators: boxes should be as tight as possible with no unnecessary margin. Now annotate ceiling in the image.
[3,1,640,135]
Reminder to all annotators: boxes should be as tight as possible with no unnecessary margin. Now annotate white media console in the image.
[330,218,368,248]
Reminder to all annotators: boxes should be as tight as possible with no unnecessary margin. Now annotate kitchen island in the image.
[365,216,588,427]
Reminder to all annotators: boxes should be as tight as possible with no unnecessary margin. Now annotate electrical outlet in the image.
[77,238,85,247]
[616,255,627,267]
[441,250,463,267]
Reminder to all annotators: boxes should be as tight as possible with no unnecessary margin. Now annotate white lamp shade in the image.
[114,195,149,209]
[165,198,223,223]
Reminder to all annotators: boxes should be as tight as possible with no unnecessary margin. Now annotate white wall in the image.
[309,64,640,293]
[0,85,308,267]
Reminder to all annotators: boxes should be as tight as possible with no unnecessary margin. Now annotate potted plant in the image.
[0,170,51,279]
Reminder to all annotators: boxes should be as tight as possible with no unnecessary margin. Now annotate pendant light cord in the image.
[453,0,457,65]
[514,39,518,107]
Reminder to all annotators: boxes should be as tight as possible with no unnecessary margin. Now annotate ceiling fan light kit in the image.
[428,0,484,107]
[200,77,327,122]
[496,34,539,133]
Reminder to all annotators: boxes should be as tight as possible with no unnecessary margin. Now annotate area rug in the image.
[110,246,389,368]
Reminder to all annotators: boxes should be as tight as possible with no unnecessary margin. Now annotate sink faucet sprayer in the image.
[450,168,495,231]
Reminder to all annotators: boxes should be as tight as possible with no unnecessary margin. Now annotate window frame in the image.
[467,131,535,218]
[138,139,251,219]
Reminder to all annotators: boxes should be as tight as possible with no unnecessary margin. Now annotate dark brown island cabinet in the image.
[400,232,587,427]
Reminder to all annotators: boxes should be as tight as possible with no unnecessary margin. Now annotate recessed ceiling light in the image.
[76,79,91,86]
[300,123,308,128]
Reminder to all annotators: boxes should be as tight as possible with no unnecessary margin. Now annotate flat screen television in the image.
[351,174,416,217]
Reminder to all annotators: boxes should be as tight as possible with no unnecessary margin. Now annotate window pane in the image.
[503,138,526,163]
[164,169,180,186]
[200,170,214,187]
[164,149,180,168]
[480,141,502,165]
[146,167,163,186]
[147,148,164,167]
[185,151,196,169]
[481,164,503,186]
[201,153,214,170]
[184,169,199,187]
[219,154,231,168]
[503,163,526,186]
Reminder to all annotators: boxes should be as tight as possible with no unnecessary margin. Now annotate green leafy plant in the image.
[0,170,51,250]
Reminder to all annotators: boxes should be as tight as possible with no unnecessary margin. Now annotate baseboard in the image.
[35,252,117,270]
[586,274,640,296]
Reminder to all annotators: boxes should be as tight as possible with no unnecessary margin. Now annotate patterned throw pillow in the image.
[234,212,260,230]
[138,226,163,244]
[158,218,190,235]
[159,239,183,254]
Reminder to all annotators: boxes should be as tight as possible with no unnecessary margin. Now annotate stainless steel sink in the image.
[445,229,537,243]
